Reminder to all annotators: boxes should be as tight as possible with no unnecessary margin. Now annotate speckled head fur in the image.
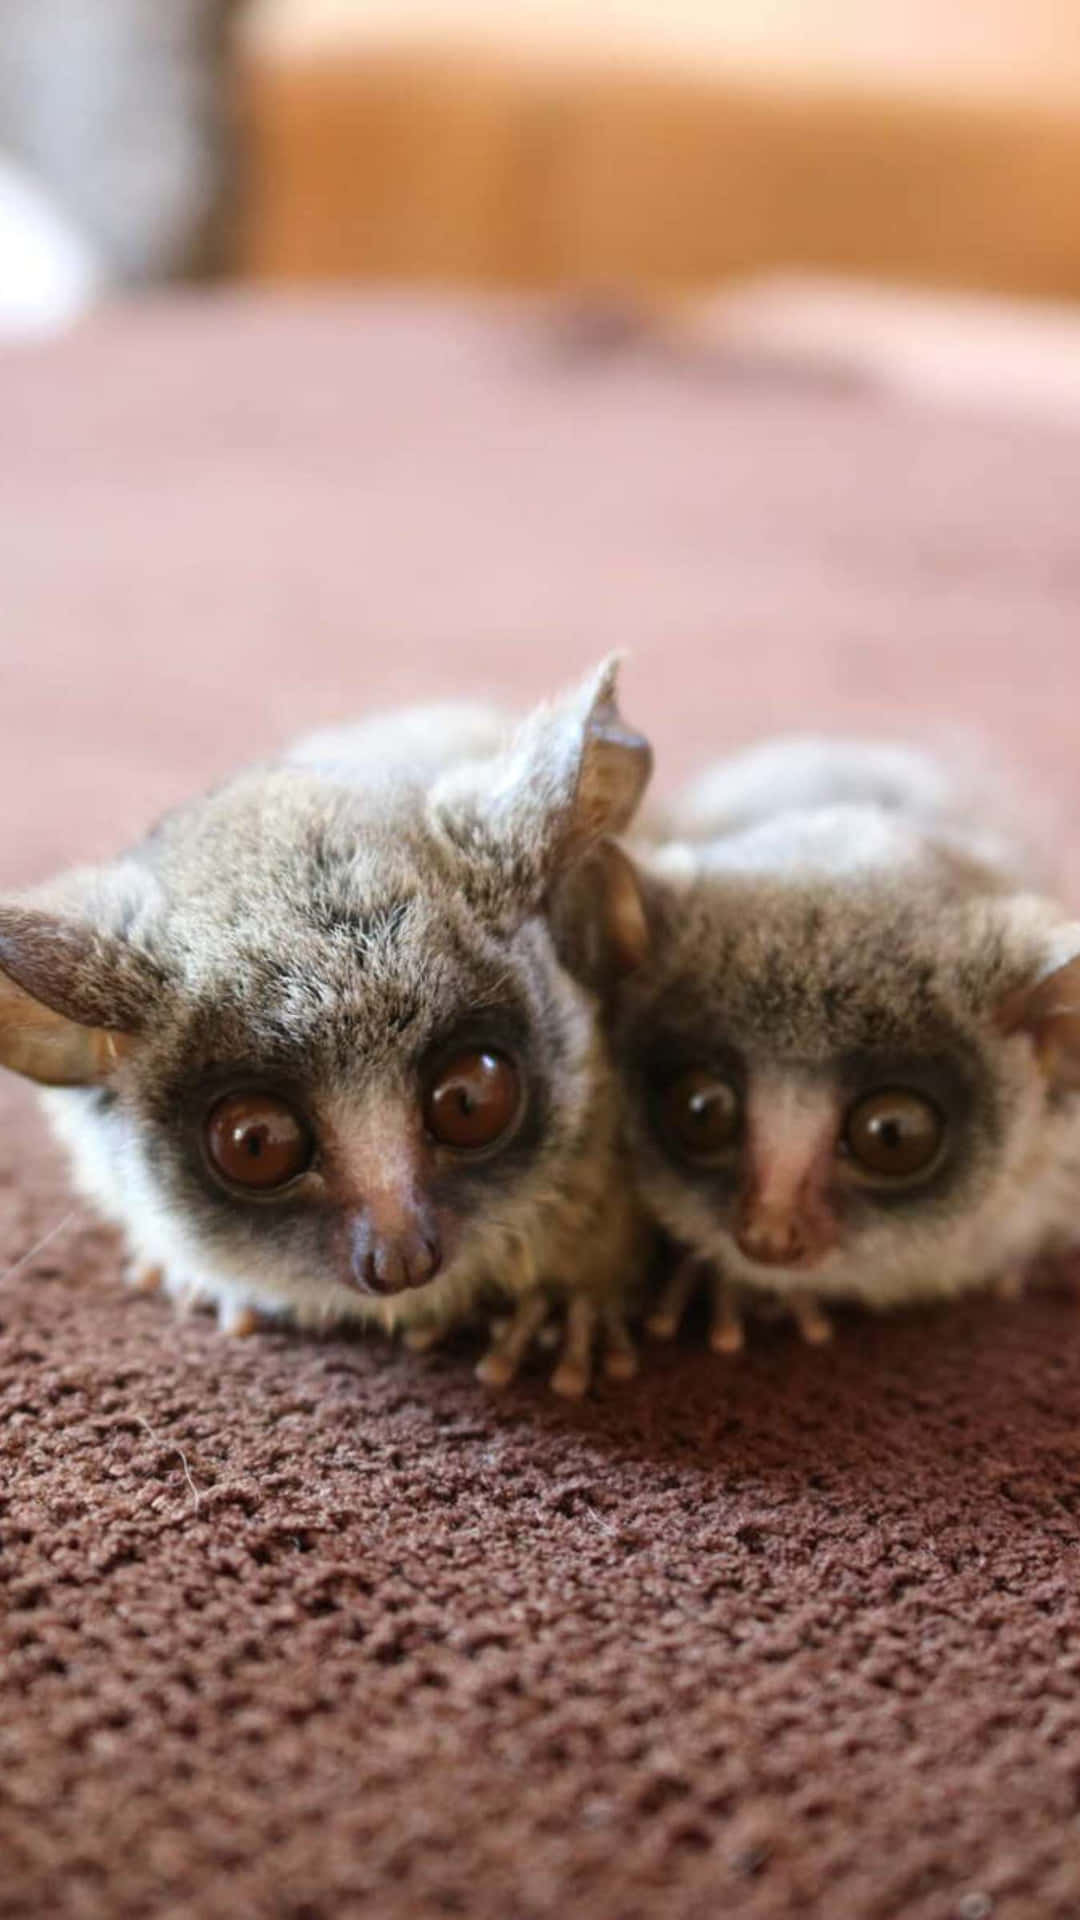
[0,660,652,1336]
[614,793,1080,1311]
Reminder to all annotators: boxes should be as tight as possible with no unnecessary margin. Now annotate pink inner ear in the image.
[996,954,1080,1089]
[600,842,650,975]
[0,969,133,1088]
[576,701,653,847]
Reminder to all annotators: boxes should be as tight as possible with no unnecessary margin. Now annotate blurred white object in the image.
[0,153,101,338]
[0,1,238,286]
[689,275,1080,424]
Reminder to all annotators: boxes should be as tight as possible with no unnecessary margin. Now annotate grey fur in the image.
[614,738,1080,1342]
[0,663,652,1392]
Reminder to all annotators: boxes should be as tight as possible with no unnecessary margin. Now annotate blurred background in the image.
[4,0,1080,885]
[6,1,1080,319]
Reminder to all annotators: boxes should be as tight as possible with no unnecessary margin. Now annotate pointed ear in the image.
[427,657,653,922]
[549,839,653,996]
[0,898,154,1088]
[0,969,133,1086]
[997,929,1080,1090]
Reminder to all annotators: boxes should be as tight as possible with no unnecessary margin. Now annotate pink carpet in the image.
[2,293,1080,1920]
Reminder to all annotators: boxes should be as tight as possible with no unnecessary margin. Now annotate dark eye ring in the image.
[423,1048,524,1154]
[843,1088,946,1183]
[205,1091,313,1193]
[660,1068,742,1163]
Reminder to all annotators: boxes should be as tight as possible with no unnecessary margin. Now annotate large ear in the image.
[996,926,1080,1091]
[427,657,653,925]
[548,839,654,996]
[0,888,158,1087]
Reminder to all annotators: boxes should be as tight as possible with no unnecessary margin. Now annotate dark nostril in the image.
[373,1241,406,1295]
[409,1234,442,1286]
[347,1216,386,1295]
[348,1231,379,1294]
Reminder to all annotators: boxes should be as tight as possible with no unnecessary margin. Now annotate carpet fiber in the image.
[3,295,1080,1919]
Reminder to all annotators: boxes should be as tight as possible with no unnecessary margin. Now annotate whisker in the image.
[0,1208,81,1288]
[134,1414,202,1517]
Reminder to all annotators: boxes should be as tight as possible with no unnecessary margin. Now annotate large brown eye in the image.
[844,1089,945,1181]
[662,1069,741,1162]
[424,1050,521,1152]
[206,1092,312,1191]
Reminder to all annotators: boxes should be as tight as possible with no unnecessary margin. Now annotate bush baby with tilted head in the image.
[0,661,652,1395]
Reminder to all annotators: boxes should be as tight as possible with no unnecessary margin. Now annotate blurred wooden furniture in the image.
[238,0,1080,296]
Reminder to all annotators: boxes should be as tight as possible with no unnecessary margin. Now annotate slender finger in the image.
[551,1294,597,1399]
[475,1290,551,1388]
[645,1257,701,1339]
[220,1302,259,1338]
[791,1295,832,1346]
[708,1272,745,1354]
[601,1305,638,1381]
[992,1266,1025,1302]
[129,1262,164,1294]
[403,1320,446,1353]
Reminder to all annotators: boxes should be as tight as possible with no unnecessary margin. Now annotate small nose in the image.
[736,1208,816,1270]
[346,1213,442,1296]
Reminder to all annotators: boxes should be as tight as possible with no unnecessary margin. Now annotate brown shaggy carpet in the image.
[3,295,1080,1920]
